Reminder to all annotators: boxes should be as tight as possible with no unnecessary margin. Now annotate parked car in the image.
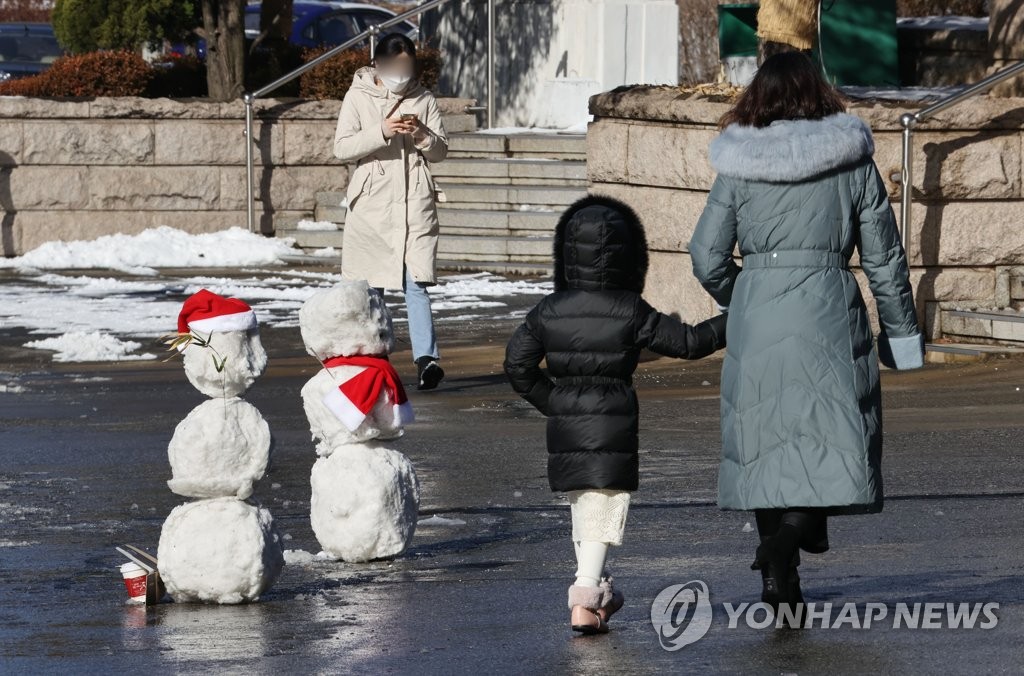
[0,23,63,80]
[243,2,418,48]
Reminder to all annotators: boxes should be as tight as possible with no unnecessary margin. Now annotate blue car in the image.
[245,1,418,48]
[0,23,64,80]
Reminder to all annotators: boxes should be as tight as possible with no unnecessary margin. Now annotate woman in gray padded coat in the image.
[689,52,925,621]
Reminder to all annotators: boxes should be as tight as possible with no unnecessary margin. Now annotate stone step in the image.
[304,203,559,235]
[275,225,553,263]
[446,132,587,160]
[435,258,553,276]
[436,183,587,210]
[925,341,1024,363]
[940,307,1024,345]
[428,157,587,186]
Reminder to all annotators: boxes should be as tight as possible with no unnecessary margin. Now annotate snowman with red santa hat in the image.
[156,289,284,604]
[298,281,420,562]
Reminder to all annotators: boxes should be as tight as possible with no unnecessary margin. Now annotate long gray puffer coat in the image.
[689,112,924,515]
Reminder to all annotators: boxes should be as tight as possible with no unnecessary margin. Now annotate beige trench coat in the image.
[333,66,448,289]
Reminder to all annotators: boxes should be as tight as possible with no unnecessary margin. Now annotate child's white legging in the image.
[568,489,631,587]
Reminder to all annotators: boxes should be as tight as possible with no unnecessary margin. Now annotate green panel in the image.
[719,4,760,57]
[816,0,899,86]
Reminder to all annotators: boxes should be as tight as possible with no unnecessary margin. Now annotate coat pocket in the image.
[346,164,372,210]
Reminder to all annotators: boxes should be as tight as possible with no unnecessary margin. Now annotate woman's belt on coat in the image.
[742,250,849,269]
[554,375,632,386]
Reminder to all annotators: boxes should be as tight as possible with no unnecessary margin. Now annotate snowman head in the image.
[175,289,268,398]
[299,281,393,361]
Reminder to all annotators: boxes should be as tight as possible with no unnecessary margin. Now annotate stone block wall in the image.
[587,87,1024,339]
[0,96,476,256]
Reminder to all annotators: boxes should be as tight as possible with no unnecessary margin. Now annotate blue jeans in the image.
[376,267,439,362]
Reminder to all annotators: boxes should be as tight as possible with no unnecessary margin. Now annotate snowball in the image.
[301,366,404,455]
[299,282,393,361]
[181,329,267,398]
[310,443,419,562]
[167,398,272,499]
[158,497,284,604]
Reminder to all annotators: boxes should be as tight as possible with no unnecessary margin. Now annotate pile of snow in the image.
[897,16,988,31]
[295,220,339,231]
[282,549,334,565]
[0,226,297,275]
[477,122,588,135]
[23,331,156,362]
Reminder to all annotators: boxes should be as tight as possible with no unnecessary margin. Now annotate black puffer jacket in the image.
[504,195,728,492]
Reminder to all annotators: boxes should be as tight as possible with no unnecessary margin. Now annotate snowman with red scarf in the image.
[298,281,420,562]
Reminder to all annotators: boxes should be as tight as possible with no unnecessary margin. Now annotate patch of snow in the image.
[3,268,550,357]
[841,85,966,102]
[417,514,467,527]
[0,226,298,275]
[518,204,556,212]
[311,247,341,257]
[477,125,586,136]
[897,15,988,31]
[0,383,26,393]
[23,331,156,363]
[283,548,319,565]
[296,220,339,231]
[742,522,754,532]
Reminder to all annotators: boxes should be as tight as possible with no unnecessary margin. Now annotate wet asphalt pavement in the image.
[2,269,1024,675]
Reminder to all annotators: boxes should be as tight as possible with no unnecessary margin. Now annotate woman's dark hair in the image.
[374,33,416,63]
[719,51,846,129]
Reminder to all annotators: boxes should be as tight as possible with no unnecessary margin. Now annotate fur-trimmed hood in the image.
[709,113,874,183]
[553,195,649,293]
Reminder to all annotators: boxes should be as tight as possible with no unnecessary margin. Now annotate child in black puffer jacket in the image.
[503,195,727,635]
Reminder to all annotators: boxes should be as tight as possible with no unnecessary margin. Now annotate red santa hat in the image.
[177,289,258,334]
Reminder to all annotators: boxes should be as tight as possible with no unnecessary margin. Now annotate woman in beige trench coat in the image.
[333,33,449,390]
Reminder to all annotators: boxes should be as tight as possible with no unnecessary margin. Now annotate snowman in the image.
[298,281,420,562]
[156,289,284,604]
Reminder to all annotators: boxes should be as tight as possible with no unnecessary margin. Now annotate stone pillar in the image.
[989,0,1024,97]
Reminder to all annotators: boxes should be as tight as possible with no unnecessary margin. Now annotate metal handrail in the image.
[241,0,496,233]
[898,59,1024,252]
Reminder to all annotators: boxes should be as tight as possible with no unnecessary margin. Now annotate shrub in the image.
[148,54,207,98]
[0,50,153,97]
[298,44,441,100]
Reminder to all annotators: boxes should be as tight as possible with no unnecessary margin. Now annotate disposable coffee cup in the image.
[120,562,148,603]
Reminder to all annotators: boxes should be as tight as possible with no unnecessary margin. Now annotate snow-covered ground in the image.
[0,226,552,362]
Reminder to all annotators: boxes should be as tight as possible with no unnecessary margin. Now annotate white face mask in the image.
[379,73,411,94]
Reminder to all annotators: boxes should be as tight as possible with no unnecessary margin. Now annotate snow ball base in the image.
[157,497,284,604]
[310,443,419,563]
